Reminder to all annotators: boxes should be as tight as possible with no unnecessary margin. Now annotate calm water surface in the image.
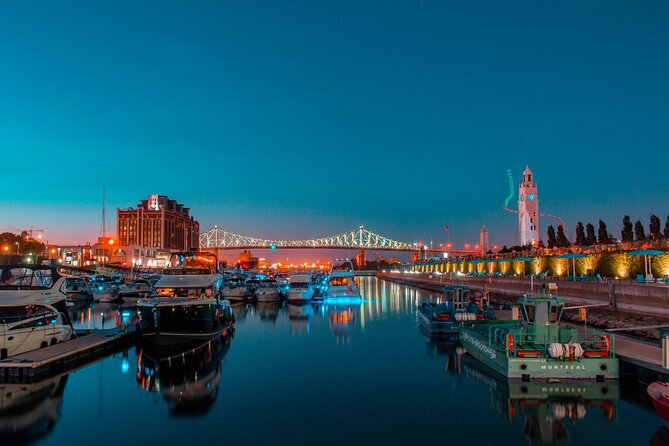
[2,278,663,445]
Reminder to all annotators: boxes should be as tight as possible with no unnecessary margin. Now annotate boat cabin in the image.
[517,294,565,344]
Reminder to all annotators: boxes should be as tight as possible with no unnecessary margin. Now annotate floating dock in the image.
[0,325,137,383]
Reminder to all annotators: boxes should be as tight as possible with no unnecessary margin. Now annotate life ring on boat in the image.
[599,334,611,353]
[507,334,515,354]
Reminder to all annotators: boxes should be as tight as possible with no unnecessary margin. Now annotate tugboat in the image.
[0,265,75,359]
[417,285,494,334]
[137,253,234,342]
[459,293,618,380]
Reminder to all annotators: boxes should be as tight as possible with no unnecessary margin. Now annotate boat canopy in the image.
[155,273,221,289]
[0,265,60,289]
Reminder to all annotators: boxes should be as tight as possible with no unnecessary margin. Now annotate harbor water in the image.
[3,278,662,445]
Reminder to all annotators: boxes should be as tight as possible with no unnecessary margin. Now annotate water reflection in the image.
[68,301,138,331]
[417,327,464,374]
[287,303,314,335]
[460,355,619,445]
[136,331,233,417]
[0,375,68,445]
[256,301,280,324]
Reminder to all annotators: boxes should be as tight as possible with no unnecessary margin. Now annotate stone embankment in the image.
[378,272,669,340]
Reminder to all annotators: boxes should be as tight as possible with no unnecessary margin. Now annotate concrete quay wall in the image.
[377,272,669,318]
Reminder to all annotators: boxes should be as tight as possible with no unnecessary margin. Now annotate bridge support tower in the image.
[356,249,366,268]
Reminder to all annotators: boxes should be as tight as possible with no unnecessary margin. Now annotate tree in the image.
[664,215,669,239]
[634,220,646,241]
[546,225,557,248]
[597,220,610,244]
[556,225,571,247]
[621,216,634,242]
[585,223,596,245]
[0,232,45,255]
[650,214,662,240]
[574,222,585,246]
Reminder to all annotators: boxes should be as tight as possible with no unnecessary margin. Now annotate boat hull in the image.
[648,381,669,426]
[286,288,314,302]
[137,301,234,341]
[417,307,460,334]
[460,329,618,380]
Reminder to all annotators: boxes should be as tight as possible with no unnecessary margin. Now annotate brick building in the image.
[114,194,199,267]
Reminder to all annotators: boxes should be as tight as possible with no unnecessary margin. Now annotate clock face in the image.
[519,194,524,202]
[528,193,536,202]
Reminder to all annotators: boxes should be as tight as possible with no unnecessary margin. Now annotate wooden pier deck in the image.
[0,325,138,383]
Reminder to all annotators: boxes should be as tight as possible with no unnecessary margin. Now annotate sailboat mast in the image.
[102,187,106,238]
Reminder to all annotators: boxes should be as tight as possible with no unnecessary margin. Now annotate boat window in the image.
[523,304,535,322]
[0,267,54,288]
[552,304,564,323]
[330,277,348,286]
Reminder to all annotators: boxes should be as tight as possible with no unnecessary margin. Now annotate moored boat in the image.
[417,285,494,334]
[255,278,280,302]
[221,277,250,302]
[459,293,618,380]
[325,259,361,303]
[0,265,75,359]
[137,253,234,342]
[648,381,669,427]
[286,273,315,302]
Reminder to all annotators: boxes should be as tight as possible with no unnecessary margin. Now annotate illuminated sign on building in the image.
[148,194,159,210]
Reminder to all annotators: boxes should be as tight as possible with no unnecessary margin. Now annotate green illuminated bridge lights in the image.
[199,226,416,251]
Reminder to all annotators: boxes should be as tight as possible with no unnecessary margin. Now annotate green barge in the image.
[460,293,618,380]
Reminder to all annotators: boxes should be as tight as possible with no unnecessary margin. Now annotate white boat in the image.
[276,275,289,296]
[286,273,315,302]
[326,259,361,301]
[221,278,250,302]
[0,265,75,359]
[64,277,93,301]
[256,278,280,302]
[117,278,152,301]
[89,274,120,302]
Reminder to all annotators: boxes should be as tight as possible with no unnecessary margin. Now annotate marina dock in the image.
[0,325,137,383]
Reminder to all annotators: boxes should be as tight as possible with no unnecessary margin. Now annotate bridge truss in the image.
[199,226,416,251]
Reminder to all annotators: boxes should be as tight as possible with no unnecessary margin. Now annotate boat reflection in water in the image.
[287,303,315,336]
[68,301,138,331]
[461,355,619,445]
[327,306,356,344]
[417,326,464,374]
[136,329,233,416]
[256,301,280,324]
[0,375,68,445]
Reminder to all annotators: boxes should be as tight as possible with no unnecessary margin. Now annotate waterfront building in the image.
[114,194,199,267]
[518,166,539,246]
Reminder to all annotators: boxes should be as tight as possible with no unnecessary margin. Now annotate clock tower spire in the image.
[518,166,539,246]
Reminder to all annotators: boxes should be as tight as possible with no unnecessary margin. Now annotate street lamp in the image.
[15,242,19,254]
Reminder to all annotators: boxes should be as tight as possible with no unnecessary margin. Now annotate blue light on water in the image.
[121,358,129,373]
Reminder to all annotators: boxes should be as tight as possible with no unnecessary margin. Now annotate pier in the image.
[0,325,137,384]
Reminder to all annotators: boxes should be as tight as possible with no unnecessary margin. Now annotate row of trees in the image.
[546,214,669,248]
[0,232,46,255]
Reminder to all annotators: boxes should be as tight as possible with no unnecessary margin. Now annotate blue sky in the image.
[1,1,668,249]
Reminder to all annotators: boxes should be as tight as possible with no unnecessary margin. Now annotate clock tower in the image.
[518,166,539,246]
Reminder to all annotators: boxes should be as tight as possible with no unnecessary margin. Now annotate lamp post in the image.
[15,242,19,254]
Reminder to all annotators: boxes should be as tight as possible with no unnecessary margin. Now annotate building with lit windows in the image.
[114,195,199,267]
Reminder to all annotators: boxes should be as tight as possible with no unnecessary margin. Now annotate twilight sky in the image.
[1,1,668,250]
